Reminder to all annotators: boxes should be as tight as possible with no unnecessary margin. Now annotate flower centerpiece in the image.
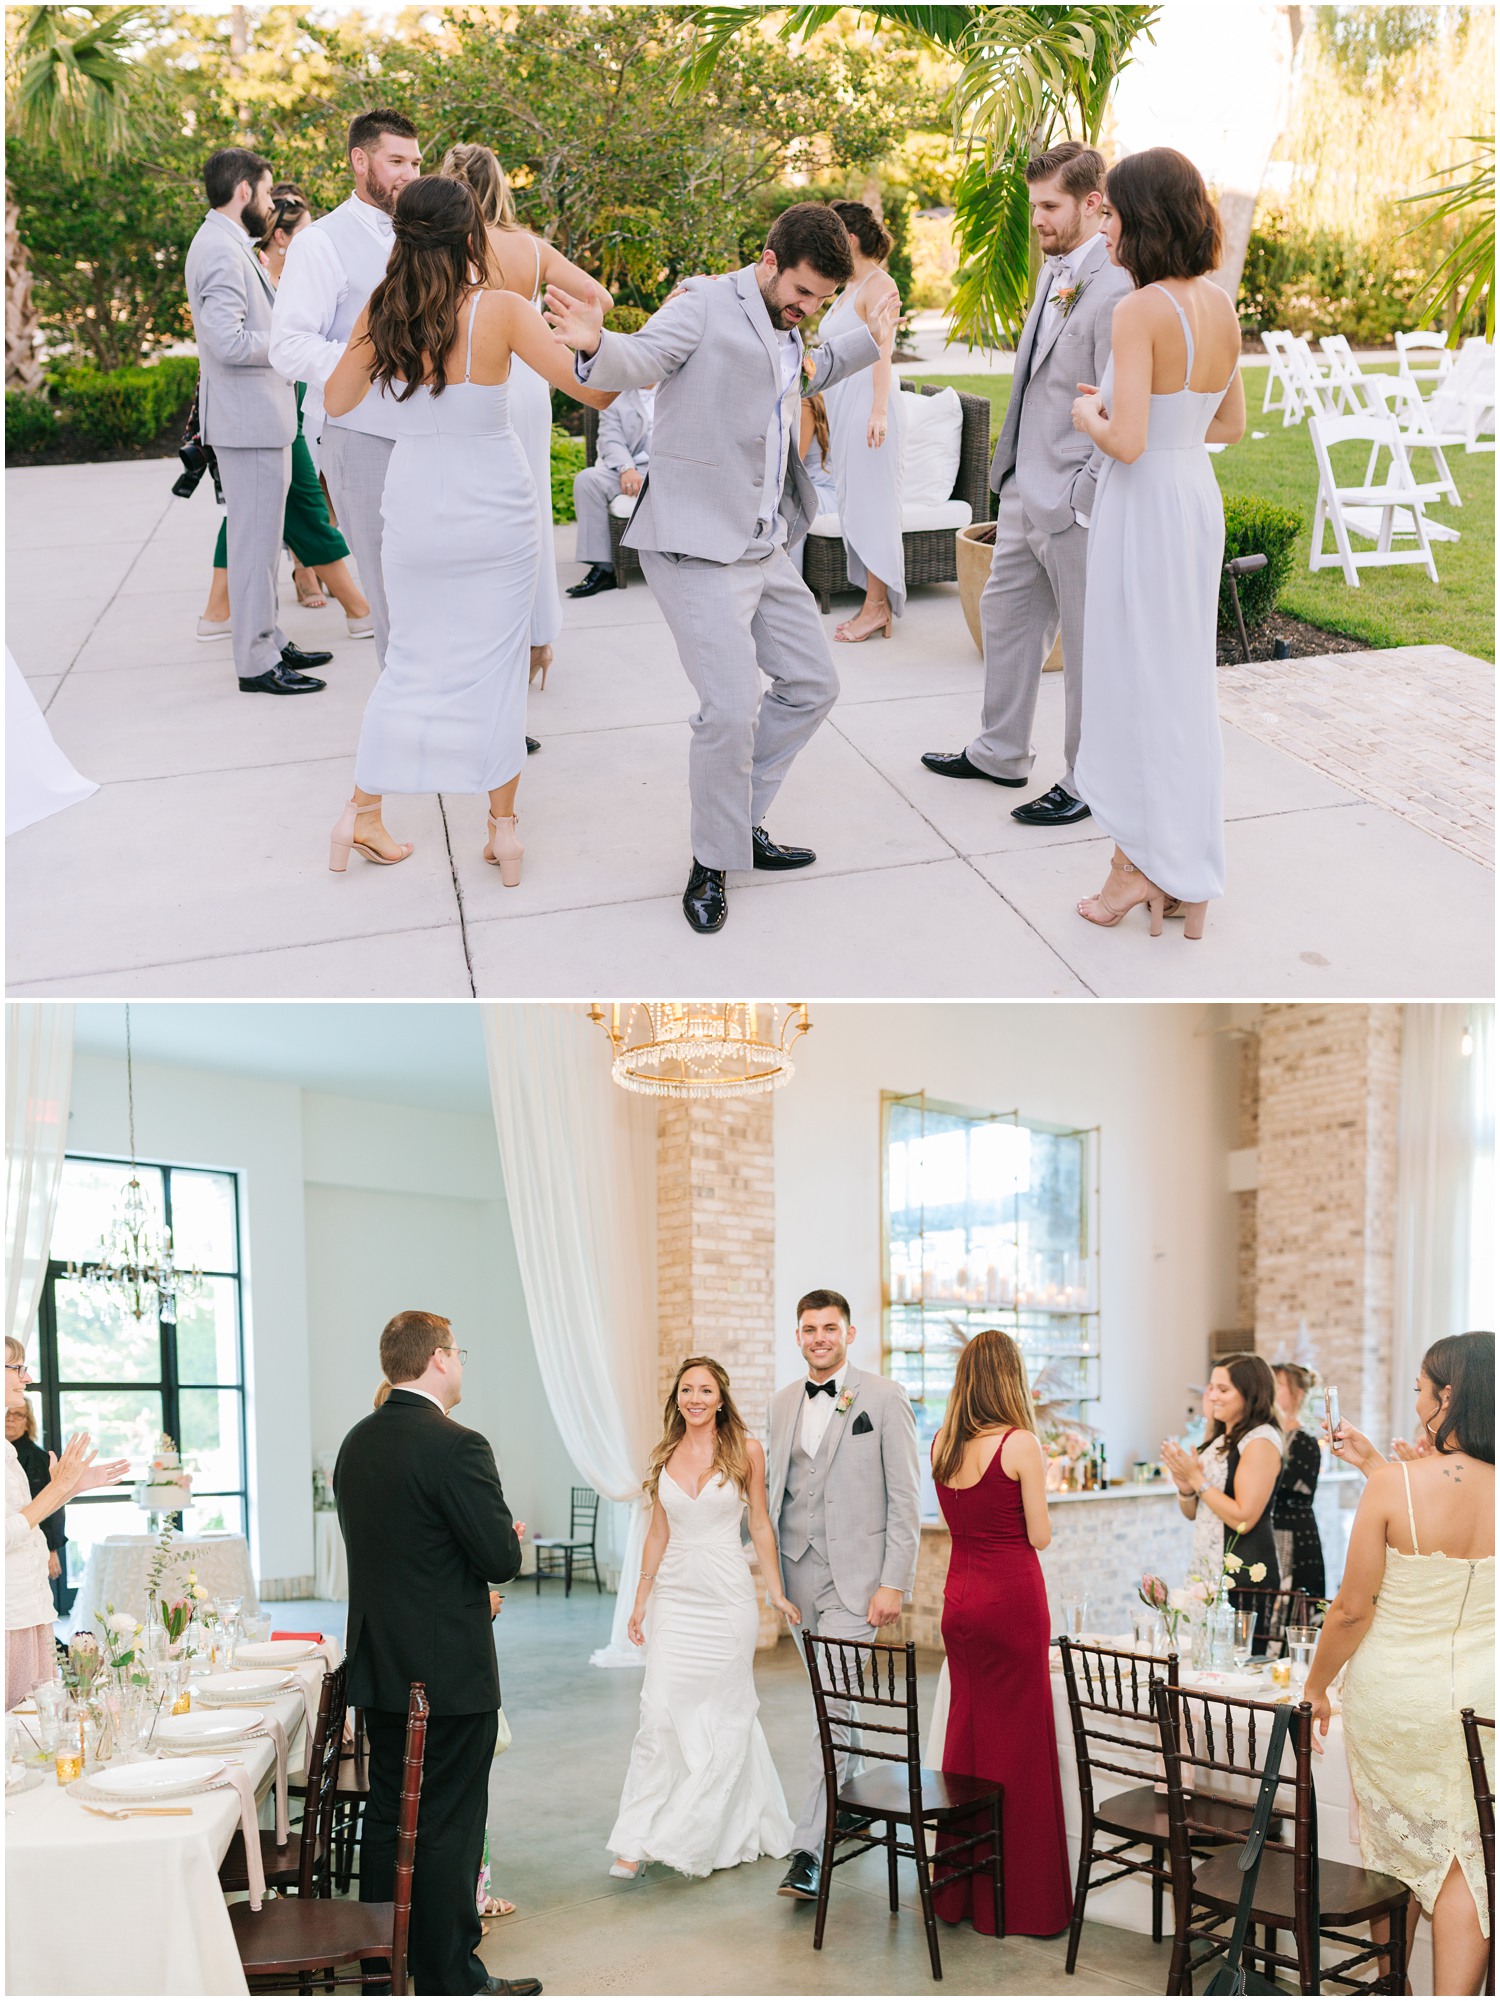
[159,1594,194,1655]
[96,1605,147,1688]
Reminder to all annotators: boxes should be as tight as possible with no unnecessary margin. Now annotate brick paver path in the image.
[1217,644,1494,869]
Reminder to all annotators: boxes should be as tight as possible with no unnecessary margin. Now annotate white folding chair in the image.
[1359,375,1463,510]
[1308,411,1448,587]
[1285,337,1339,420]
[1394,329,1456,396]
[1427,340,1495,453]
[1318,335,1367,415]
[1259,332,1302,421]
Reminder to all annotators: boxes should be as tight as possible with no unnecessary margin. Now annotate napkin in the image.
[270,1631,323,1643]
[247,1713,290,1846]
[215,1762,267,1910]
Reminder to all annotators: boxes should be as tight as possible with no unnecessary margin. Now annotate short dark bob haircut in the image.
[1105,146,1223,287]
[1421,1330,1494,1463]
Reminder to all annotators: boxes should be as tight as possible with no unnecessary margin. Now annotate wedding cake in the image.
[135,1435,192,1512]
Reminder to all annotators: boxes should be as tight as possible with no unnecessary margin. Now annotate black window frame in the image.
[35,1154,249,1561]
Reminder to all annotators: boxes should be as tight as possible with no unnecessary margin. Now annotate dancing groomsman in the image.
[185,148,331,696]
[269,108,421,671]
[922,141,1131,826]
[335,1312,539,1997]
[566,385,656,599]
[545,204,897,933]
[766,1288,921,1904]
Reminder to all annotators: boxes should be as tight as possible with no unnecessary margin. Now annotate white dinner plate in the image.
[232,1640,321,1667]
[87,1754,225,1798]
[155,1707,265,1747]
[193,1670,295,1703]
[1187,1668,1270,1696]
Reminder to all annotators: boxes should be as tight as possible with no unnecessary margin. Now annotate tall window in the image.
[34,1157,246,1588]
[882,1092,1100,1449]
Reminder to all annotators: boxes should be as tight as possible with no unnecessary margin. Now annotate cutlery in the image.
[81,1803,195,1819]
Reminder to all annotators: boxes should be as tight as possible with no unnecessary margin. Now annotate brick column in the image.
[1254,1005,1402,1441]
[656,1095,782,1644]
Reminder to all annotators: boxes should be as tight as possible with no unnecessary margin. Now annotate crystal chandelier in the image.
[66,1006,201,1323]
[587,1003,812,1099]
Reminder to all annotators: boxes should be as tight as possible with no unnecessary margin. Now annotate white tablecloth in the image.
[77,1537,259,1625]
[313,1513,347,1601]
[925,1653,1433,1992]
[5,1642,341,1996]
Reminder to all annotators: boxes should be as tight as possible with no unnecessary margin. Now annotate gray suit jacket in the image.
[768,1364,922,1621]
[990,233,1132,533]
[185,209,298,449]
[579,264,880,563]
[595,389,653,476]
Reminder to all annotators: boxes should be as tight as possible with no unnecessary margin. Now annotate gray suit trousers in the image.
[782,1545,876,1858]
[639,543,838,872]
[572,463,622,569]
[320,427,393,672]
[967,479,1089,794]
[215,445,290,681]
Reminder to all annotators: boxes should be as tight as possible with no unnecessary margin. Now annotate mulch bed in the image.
[5,403,190,470]
[1217,608,1370,666]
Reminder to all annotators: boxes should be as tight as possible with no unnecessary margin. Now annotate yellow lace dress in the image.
[1340,1460,1495,1931]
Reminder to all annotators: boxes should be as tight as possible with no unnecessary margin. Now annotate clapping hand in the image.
[48,1432,130,1502]
[543,284,603,357]
[1389,1435,1433,1463]
[1160,1438,1201,1494]
[1072,383,1106,433]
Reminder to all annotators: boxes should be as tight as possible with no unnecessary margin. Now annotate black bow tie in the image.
[805,1379,837,1400]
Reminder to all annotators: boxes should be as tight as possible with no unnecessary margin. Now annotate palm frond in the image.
[947,148,1033,348]
[8,5,148,175]
[1398,136,1495,343]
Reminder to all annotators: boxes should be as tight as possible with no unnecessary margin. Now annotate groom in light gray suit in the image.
[546,205,898,935]
[766,1288,921,1905]
[923,141,1131,826]
[184,148,329,698]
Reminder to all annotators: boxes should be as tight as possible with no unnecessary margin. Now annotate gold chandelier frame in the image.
[587,1002,812,1099]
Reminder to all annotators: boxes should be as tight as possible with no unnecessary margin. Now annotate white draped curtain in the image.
[6,1002,75,1351]
[482,1006,659,1666]
[1393,1005,1495,1424]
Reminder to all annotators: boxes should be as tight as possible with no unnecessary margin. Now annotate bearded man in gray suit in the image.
[766,1288,921,1905]
[923,141,1131,827]
[546,204,898,935]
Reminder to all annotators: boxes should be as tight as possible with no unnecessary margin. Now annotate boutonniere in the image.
[835,1389,856,1416]
[1049,275,1088,320]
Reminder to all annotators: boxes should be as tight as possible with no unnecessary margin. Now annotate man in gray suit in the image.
[567,385,655,599]
[923,142,1130,825]
[184,148,331,696]
[546,204,898,934]
[766,1287,921,1905]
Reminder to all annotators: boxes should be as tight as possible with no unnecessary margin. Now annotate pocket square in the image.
[851,1411,874,1436]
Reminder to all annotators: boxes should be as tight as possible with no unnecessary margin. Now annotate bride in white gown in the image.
[609,1356,800,1880]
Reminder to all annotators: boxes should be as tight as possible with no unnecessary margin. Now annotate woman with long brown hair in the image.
[1162,1350,1283,1644]
[1070,146,1247,940]
[440,142,613,690]
[323,173,613,883]
[607,1355,800,1882]
[929,1328,1072,1937]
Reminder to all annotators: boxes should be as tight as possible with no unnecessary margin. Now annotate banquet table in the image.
[5,1641,341,1996]
[314,1511,348,1600]
[925,1650,1435,1994]
[78,1535,260,1624]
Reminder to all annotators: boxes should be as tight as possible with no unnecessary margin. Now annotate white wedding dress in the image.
[608,1471,794,1877]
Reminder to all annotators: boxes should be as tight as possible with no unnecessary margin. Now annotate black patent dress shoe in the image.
[920,748,1025,787]
[683,861,728,933]
[526,737,540,755]
[566,564,617,599]
[835,1809,875,1837]
[239,665,326,695]
[480,1979,543,1996]
[778,1850,820,1900]
[751,825,816,870]
[280,640,334,670]
[1010,782,1092,827]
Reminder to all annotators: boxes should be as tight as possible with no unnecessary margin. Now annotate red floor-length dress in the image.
[933,1430,1073,1936]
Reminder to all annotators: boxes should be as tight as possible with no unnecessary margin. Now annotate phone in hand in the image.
[1326,1384,1342,1443]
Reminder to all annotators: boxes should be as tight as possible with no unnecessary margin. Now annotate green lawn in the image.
[912,367,1495,661]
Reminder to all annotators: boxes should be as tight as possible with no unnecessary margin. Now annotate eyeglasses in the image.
[441,1346,469,1364]
[4,1362,31,1379]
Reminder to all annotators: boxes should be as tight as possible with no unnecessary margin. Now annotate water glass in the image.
[1286,1624,1318,1682]
[30,1680,64,1758]
[112,1686,150,1760]
[243,1614,271,1646]
[1060,1594,1088,1640]
[1232,1609,1258,1668]
[1131,1608,1161,1653]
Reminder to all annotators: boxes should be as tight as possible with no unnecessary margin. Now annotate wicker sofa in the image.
[580,381,993,603]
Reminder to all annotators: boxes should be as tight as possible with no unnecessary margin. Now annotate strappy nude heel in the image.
[329,797,413,872]
[834,604,893,643]
[528,645,552,690]
[1180,901,1208,940]
[484,812,524,887]
[1077,860,1166,935]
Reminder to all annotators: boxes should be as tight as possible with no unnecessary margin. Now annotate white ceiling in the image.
[69,1003,495,1117]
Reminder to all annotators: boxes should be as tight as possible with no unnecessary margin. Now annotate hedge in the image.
[550,423,586,521]
[1219,492,1303,632]
[54,354,199,449]
[5,389,59,454]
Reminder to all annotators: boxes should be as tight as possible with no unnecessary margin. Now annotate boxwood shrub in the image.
[5,389,59,455]
[1219,492,1303,632]
[550,423,587,522]
[53,353,199,450]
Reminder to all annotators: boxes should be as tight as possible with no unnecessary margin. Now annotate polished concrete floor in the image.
[285,1587,1174,1996]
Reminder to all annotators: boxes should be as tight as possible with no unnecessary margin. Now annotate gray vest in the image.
[781,1420,834,1564]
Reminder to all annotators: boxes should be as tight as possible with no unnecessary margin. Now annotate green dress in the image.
[212,383,349,571]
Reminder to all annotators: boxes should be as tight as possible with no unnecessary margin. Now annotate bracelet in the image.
[639,1572,656,1581]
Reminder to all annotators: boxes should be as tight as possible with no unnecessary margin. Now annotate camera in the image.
[172,438,222,504]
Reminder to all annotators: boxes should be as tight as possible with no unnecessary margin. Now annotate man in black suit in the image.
[335,1309,540,1997]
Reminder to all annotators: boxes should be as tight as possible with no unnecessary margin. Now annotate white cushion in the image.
[899,385,964,507]
[608,493,636,518]
[808,497,972,538]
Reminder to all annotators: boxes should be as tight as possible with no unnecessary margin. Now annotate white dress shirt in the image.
[799,1360,850,1458]
[268,192,398,456]
[1028,235,1106,530]
[755,324,805,550]
[395,1384,446,1413]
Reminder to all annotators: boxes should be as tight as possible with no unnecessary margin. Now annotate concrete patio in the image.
[6,456,1493,999]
